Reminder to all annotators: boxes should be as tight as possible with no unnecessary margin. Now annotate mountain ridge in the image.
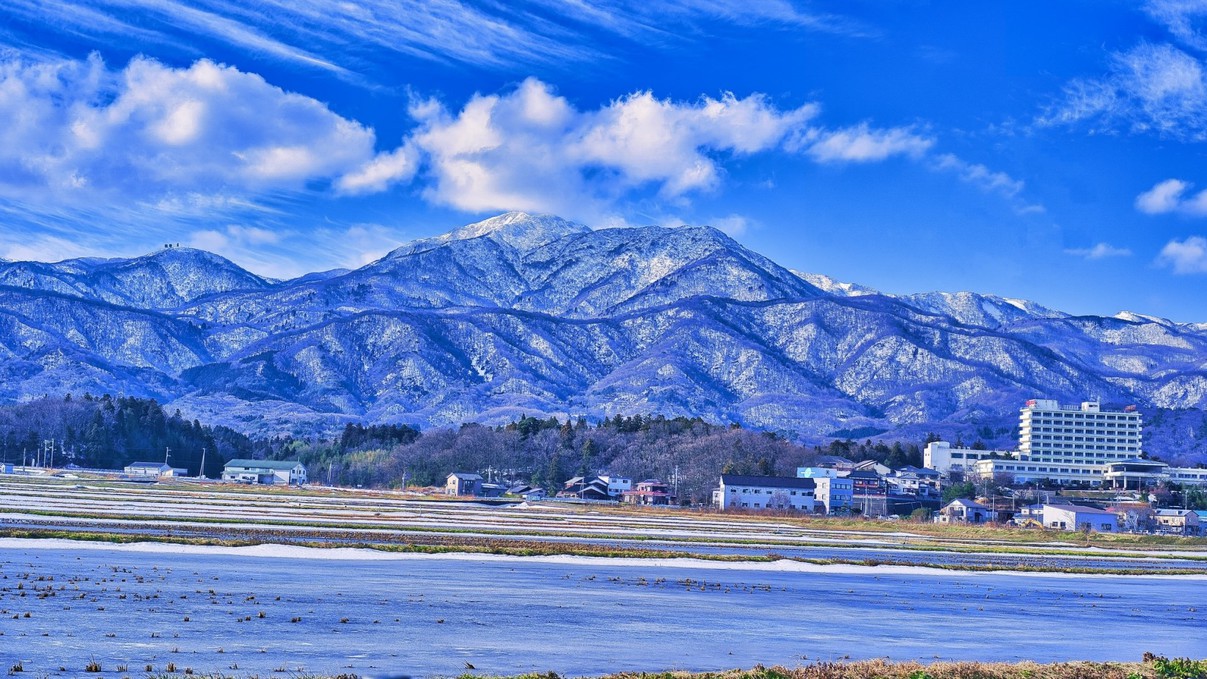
[1,211,1205,463]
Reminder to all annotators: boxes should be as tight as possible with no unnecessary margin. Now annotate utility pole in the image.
[199,448,206,479]
[164,446,171,465]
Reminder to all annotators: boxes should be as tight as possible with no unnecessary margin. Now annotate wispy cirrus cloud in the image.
[931,153,1024,198]
[1144,0,1207,51]
[2,0,868,78]
[803,123,933,163]
[1064,243,1133,260]
[1040,42,1207,139]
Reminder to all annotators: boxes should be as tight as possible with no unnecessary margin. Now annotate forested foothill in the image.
[0,397,938,503]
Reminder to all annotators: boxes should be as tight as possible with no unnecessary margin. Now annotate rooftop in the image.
[721,474,817,490]
[1043,503,1116,515]
[224,459,303,470]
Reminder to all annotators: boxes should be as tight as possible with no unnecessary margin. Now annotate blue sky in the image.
[3,1,1207,320]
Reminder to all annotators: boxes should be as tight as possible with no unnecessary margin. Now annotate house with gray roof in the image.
[446,472,483,496]
[1155,508,1200,536]
[1041,504,1118,532]
[937,498,994,524]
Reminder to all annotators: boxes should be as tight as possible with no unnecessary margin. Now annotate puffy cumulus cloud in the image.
[1064,243,1133,259]
[341,78,1033,219]
[1041,42,1207,139]
[1158,235,1207,273]
[385,78,818,215]
[0,53,376,205]
[1136,178,1207,215]
[803,123,933,163]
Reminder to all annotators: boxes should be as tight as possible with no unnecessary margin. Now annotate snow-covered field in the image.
[3,478,1207,676]
[2,538,1206,678]
[4,477,1207,572]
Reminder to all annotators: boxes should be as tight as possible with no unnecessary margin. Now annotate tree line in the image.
[1,398,937,502]
[0,395,254,477]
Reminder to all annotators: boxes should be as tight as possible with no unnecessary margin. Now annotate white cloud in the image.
[1,0,868,78]
[1135,178,1207,215]
[707,214,752,237]
[932,153,1025,199]
[1041,42,1207,139]
[0,53,377,205]
[187,224,285,266]
[1064,243,1133,259]
[1145,0,1207,51]
[1137,178,1190,213]
[804,123,933,163]
[1158,235,1207,273]
[0,234,99,262]
[395,78,818,216]
[334,224,410,267]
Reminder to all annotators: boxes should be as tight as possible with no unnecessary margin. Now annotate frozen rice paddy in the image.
[2,539,1206,678]
[2,477,1207,676]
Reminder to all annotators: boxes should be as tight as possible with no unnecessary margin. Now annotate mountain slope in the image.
[0,211,1205,462]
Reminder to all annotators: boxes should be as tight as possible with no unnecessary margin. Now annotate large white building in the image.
[974,400,1142,485]
[714,474,816,512]
[922,441,1006,476]
[925,398,1206,488]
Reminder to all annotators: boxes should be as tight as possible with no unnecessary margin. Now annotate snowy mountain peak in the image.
[390,212,592,259]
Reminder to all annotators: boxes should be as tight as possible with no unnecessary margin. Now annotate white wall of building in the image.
[813,477,853,514]
[718,482,815,512]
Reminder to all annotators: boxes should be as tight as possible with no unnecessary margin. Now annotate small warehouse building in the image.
[124,462,187,478]
[222,459,307,486]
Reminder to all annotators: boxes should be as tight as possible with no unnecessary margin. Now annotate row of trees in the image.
[1,398,941,502]
[274,415,935,502]
[0,395,256,477]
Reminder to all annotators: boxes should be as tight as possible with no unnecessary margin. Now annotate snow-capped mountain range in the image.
[2,212,1205,460]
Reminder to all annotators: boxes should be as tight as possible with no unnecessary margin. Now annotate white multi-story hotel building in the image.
[927,398,1205,488]
[974,400,1145,485]
[1018,399,1141,463]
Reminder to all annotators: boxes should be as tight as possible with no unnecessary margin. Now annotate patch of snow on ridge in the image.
[1114,311,1175,326]
[386,211,591,258]
[793,271,878,297]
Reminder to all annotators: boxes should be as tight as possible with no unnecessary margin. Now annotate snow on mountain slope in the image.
[0,211,1205,462]
[900,290,1067,328]
[793,272,878,297]
[0,248,269,310]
